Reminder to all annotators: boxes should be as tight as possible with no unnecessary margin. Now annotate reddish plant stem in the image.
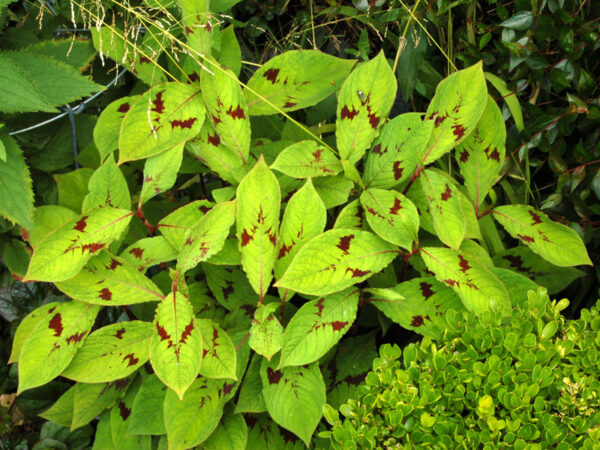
[136,203,156,235]
[402,166,422,195]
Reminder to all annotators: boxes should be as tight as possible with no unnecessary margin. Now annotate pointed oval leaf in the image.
[110,379,152,449]
[333,199,365,229]
[157,200,214,249]
[177,201,237,273]
[9,302,61,364]
[420,246,511,315]
[359,188,419,251]
[23,207,134,282]
[127,374,167,436]
[363,113,433,188]
[204,265,256,311]
[280,288,359,368]
[336,51,397,163]
[82,157,131,212]
[491,267,539,308]
[456,96,506,208]
[18,301,101,393]
[120,236,178,272]
[203,411,248,450]
[236,156,281,297]
[271,141,342,178]
[276,229,397,296]
[249,303,283,361]
[55,252,164,305]
[139,143,184,205]
[179,0,213,56]
[421,62,487,165]
[235,355,266,414]
[94,96,141,161]
[492,205,592,267]
[150,291,203,399]
[61,321,152,383]
[260,360,326,446]
[245,50,356,115]
[313,175,353,209]
[197,319,237,380]
[201,60,251,163]
[419,169,466,249]
[71,378,133,430]
[275,179,327,281]
[119,82,205,163]
[25,205,78,248]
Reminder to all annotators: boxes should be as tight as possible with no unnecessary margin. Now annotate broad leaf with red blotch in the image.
[157,200,214,249]
[82,157,131,212]
[420,62,487,165]
[23,207,134,282]
[420,246,511,315]
[55,252,164,305]
[8,302,59,364]
[249,302,284,361]
[271,141,342,178]
[279,288,359,368]
[150,290,203,399]
[455,96,506,209]
[61,321,152,383]
[201,59,251,163]
[109,378,152,449]
[93,96,141,161]
[368,277,464,339]
[236,156,281,298]
[492,205,592,267]
[197,318,237,380]
[120,236,178,272]
[179,0,213,56]
[276,229,397,296]
[363,113,433,189]
[118,82,205,163]
[204,265,257,311]
[245,50,355,115]
[336,51,397,164]
[139,143,184,205]
[15,301,100,393]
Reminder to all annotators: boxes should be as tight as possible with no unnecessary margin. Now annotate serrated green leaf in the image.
[24,206,77,248]
[201,59,251,163]
[82,157,131,212]
[120,236,178,271]
[119,83,205,163]
[24,207,134,282]
[236,156,281,297]
[363,113,433,189]
[359,188,419,251]
[138,143,184,205]
[72,378,133,430]
[197,318,237,380]
[179,0,213,56]
[61,321,152,383]
[18,301,101,393]
[205,237,241,265]
[280,288,358,368]
[249,303,283,360]
[276,229,397,296]
[94,96,141,161]
[456,96,506,208]
[55,168,94,213]
[260,360,326,446]
[0,131,34,229]
[127,374,167,436]
[313,175,353,209]
[25,39,96,71]
[420,246,511,315]
[157,200,214,250]
[150,290,203,399]
[336,51,396,163]
[333,199,365,229]
[9,302,61,364]
[177,201,236,273]
[369,277,464,339]
[419,169,466,249]
[0,53,56,112]
[245,50,355,115]
[492,205,592,267]
[271,141,342,178]
[421,62,487,165]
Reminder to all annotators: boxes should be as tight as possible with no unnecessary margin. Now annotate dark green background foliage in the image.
[325,289,600,449]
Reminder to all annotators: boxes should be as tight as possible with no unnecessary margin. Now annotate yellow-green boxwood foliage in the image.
[323,288,600,449]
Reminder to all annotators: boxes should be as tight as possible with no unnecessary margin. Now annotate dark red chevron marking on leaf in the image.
[518,234,535,243]
[223,382,236,396]
[184,237,194,246]
[123,353,139,367]
[212,113,222,125]
[115,328,126,339]
[222,280,234,299]
[393,161,403,180]
[156,323,172,345]
[365,206,384,219]
[389,198,403,215]
[278,243,292,259]
[129,248,144,259]
[66,331,86,344]
[366,106,379,129]
[458,255,471,273]
[372,143,385,155]
[151,91,166,114]
[432,112,448,127]
[486,147,500,161]
[139,56,151,64]
[283,101,297,108]
[440,184,452,201]
[185,26,193,36]
[529,210,542,225]
[199,205,211,214]
[226,105,246,119]
[410,315,425,327]
[313,149,322,162]
[170,118,197,129]
[99,288,112,301]
[420,282,434,299]
[82,243,105,254]
[107,259,122,271]
[117,103,130,114]
[267,229,277,246]
[118,402,131,421]
[452,124,466,140]
[207,133,220,147]
[180,320,194,344]
[188,72,200,83]
[240,229,253,247]
[263,68,280,84]
[267,367,283,384]
[346,267,370,278]
[330,321,348,331]
[444,279,458,287]
[503,255,542,278]
[315,298,325,317]
[337,235,354,254]
[257,206,266,224]
[460,149,469,163]
[74,216,88,232]
[340,105,358,120]
[49,313,63,336]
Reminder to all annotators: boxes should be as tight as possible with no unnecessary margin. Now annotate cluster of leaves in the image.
[324,288,600,449]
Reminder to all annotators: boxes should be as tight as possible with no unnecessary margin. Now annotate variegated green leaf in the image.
[313,175,353,209]
[24,205,78,248]
[93,96,141,161]
[110,379,152,449]
[120,236,178,272]
[157,200,214,249]
[271,141,342,178]
[336,51,396,163]
[82,157,131,212]
[9,302,61,364]
[197,318,237,380]
[139,143,184,205]
[179,0,213,56]
[249,303,283,361]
